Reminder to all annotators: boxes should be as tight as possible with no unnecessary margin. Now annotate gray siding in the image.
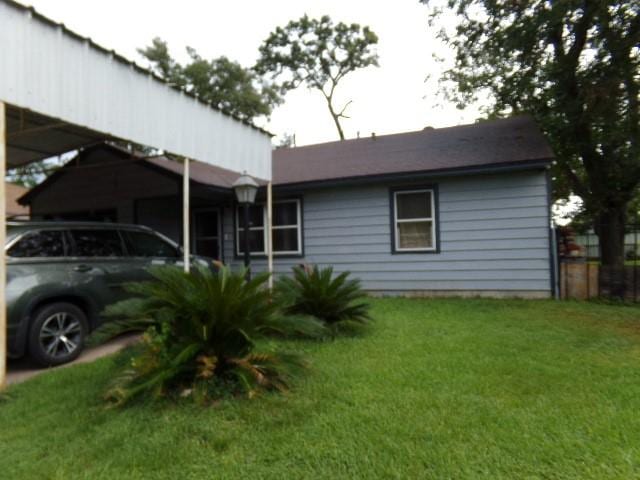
[223,170,551,297]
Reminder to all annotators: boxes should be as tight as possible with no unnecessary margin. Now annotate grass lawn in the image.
[2,298,640,479]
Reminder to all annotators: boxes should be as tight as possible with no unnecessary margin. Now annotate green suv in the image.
[6,221,200,366]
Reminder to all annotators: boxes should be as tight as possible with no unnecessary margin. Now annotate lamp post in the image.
[232,172,259,281]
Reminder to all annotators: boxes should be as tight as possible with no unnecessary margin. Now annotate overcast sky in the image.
[23,0,483,146]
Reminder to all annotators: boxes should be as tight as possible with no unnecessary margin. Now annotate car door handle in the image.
[73,264,92,273]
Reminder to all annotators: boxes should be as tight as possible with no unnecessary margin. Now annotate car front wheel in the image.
[28,302,88,367]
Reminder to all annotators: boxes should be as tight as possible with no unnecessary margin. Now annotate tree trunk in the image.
[596,208,627,298]
[331,112,345,140]
[325,97,345,140]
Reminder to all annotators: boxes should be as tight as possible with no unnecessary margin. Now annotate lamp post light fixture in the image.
[232,172,259,280]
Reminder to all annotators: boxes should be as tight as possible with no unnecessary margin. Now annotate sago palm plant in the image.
[92,265,315,406]
[275,265,371,333]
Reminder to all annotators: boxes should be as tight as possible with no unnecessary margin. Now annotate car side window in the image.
[7,230,66,258]
[123,230,179,258]
[69,229,125,257]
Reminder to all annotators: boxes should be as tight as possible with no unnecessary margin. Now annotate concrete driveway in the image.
[7,333,140,385]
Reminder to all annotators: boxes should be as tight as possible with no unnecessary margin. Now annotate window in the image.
[272,201,301,254]
[70,229,124,257]
[236,204,266,255]
[236,199,302,256]
[7,230,66,258]
[123,230,180,258]
[392,188,437,252]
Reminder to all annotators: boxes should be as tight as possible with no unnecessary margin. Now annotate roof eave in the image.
[19,154,553,205]
[272,157,553,192]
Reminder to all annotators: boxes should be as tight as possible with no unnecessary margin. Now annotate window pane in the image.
[273,202,298,226]
[124,231,179,258]
[273,228,298,253]
[397,191,431,219]
[8,231,65,258]
[70,229,124,257]
[397,221,433,249]
[237,205,264,228]
[238,230,265,254]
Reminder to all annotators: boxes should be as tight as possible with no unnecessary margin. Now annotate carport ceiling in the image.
[6,105,112,168]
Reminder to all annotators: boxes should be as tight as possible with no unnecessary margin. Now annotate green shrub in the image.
[92,265,315,406]
[275,265,371,333]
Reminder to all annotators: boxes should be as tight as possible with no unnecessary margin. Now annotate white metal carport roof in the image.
[0,0,275,387]
[0,0,272,179]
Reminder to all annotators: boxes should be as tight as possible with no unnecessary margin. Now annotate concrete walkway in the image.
[7,333,140,385]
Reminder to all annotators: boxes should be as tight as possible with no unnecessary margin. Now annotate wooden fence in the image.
[559,260,639,301]
[557,223,640,301]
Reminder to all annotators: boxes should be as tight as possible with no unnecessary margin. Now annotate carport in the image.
[0,0,274,387]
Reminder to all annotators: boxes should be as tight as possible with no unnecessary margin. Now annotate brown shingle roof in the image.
[144,155,249,189]
[20,116,555,204]
[271,116,553,186]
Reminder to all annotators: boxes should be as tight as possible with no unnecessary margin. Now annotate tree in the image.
[6,157,65,188]
[425,0,640,296]
[138,38,282,123]
[275,132,296,149]
[255,15,379,140]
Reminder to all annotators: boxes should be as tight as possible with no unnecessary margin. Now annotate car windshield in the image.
[6,225,24,245]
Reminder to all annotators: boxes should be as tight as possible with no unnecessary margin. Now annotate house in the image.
[19,116,555,298]
[6,182,30,218]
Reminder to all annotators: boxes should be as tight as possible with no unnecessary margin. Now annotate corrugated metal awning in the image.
[0,0,272,179]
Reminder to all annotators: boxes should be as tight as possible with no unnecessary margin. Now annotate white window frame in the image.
[236,199,302,256]
[271,199,303,256]
[393,189,437,252]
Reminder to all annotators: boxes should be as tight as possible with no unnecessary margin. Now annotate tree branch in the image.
[566,1,593,64]
[336,100,352,118]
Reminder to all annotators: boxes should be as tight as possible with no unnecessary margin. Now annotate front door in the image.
[193,209,221,260]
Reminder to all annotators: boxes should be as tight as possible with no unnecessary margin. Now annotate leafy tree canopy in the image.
[425,0,640,276]
[255,15,379,140]
[426,0,639,205]
[138,38,282,123]
[6,157,65,188]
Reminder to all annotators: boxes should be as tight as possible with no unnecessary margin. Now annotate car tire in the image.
[28,302,89,367]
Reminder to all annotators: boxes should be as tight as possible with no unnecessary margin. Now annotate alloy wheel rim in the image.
[39,312,82,359]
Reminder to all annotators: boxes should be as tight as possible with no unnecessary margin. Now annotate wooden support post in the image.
[0,102,6,389]
[183,158,190,273]
[267,181,273,289]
